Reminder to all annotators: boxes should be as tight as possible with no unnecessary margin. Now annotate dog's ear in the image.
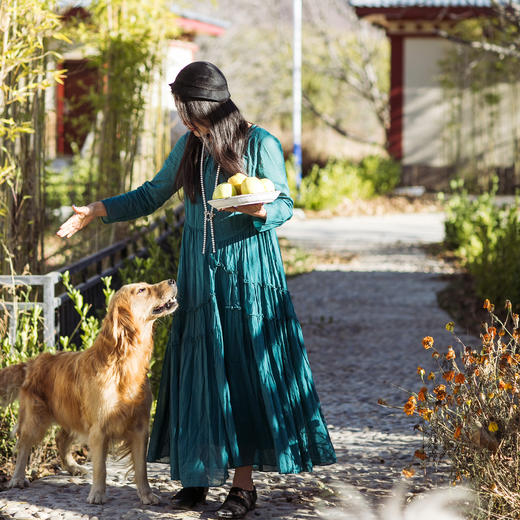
[111,301,137,351]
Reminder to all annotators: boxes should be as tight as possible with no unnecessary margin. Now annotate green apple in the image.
[260,178,275,192]
[228,172,248,193]
[240,176,265,194]
[212,182,237,199]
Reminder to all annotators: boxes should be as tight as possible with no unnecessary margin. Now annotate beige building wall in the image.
[402,37,453,167]
[403,36,520,171]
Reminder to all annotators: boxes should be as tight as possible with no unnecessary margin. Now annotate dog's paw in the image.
[7,477,29,489]
[87,488,106,504]
[138,489,160,505]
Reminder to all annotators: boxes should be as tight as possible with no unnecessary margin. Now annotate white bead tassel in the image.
[199,143,220,254]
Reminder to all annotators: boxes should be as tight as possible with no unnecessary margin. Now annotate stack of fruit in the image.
[212,173,275,199]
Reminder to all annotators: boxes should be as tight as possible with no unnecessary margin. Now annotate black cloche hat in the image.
[169,61,231,102]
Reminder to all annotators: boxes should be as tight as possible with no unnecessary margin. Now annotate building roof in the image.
[350,0,493,6]
[350,0,497,21]
[172,7,230,30]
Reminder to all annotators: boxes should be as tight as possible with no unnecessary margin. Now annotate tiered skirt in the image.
[147,223,336,486]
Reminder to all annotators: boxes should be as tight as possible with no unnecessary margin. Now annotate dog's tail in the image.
[0,363,27,406]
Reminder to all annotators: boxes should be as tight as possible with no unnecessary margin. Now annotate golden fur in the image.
[0,279,178,504]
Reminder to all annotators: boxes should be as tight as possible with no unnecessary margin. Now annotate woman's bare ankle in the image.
[232,482,254,491]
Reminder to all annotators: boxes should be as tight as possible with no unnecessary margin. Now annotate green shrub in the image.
[441,178,520,307]
[1,287,45,465]
[358,155,401,195]
[286,155,401,211]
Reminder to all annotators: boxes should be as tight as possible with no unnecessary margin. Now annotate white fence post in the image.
[42,272,62,347]
[0,272,62,348]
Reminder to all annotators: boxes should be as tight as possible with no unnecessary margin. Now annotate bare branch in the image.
[437,29,520,59]
[303,92,385,149]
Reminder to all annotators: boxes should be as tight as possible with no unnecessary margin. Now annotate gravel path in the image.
[0,212,470,520]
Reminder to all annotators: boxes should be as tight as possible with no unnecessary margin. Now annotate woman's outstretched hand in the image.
[56,202,106,238]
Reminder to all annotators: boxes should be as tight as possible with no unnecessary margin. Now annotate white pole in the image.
[293,0,302,189]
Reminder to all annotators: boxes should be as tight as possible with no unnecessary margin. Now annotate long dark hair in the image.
[173,94,250,202]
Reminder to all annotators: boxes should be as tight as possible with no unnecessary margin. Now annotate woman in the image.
[58,61,336,519]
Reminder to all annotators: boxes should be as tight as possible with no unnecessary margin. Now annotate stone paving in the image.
[0,212,473,520]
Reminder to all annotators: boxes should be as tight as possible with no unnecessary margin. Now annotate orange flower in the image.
[417,366,425,377]
[428,371,435,380]
[514,314,520,328]
[474,368,480,377]
[499,328,506,337]
[422,336,434,349]
[483,333,491,343]
[402,468,415,478]
[483,299,491,310]
[454,425,462,439]
[498,380,506,390]
[418,407,433,421]
[488,327,497,337]
[445,347,456,360]
[443,370,455,382]
[404,396,416,416]
[417,387,427,402]
[432,351,440,359]
[414,449,428,460]
[454,373,466,384]
[433,384,447,400]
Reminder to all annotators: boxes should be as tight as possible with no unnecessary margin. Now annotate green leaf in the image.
[52,32,73,44]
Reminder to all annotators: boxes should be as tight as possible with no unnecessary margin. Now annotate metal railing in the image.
[0,206,184,347]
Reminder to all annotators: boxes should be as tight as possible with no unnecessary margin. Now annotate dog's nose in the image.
[168,279,176,286]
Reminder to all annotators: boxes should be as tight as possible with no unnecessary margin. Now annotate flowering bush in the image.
[404,300,520,519]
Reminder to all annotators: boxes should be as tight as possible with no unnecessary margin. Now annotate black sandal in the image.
[171,486,208,509]
[216,486,257,519]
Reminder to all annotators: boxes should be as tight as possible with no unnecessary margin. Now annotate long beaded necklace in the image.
[199,142,220,254]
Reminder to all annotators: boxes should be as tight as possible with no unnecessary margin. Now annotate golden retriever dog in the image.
[0,279,178,505]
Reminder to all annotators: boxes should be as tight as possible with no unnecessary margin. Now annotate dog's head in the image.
[105,279,178,349]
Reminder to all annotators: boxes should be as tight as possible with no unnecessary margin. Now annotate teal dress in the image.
[102,125,336,487]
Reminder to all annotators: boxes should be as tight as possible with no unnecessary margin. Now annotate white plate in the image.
[208,191,280,209]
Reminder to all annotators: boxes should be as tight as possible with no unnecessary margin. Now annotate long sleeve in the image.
[101,133,188,223]
[252,134,293,233]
